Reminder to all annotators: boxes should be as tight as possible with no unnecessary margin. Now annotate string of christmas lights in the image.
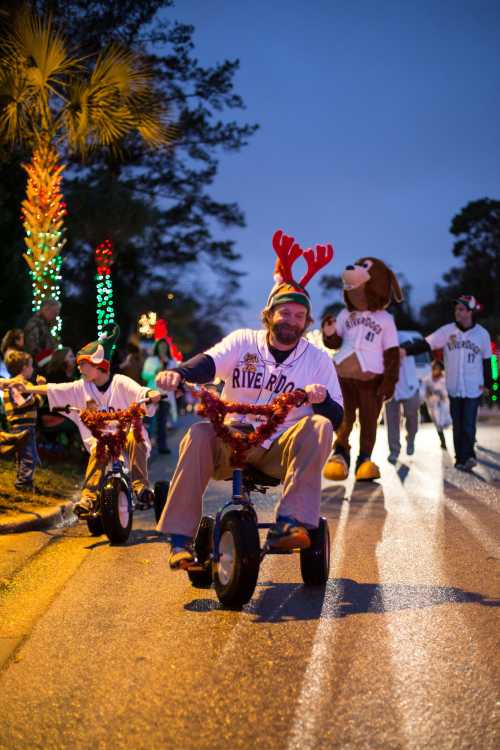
[491,342,499,404]
[21,142,67,339]
[95,239,116,336]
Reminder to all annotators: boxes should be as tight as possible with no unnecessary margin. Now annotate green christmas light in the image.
[95,240,115,336]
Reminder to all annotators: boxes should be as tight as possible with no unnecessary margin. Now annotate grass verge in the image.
[0,455,82,515]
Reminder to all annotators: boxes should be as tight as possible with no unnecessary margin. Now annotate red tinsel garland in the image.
[80,402,146,462]
[196,387,307,467]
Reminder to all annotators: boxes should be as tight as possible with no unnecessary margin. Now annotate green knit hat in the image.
[266,281,311,311]
[76,325,120,372]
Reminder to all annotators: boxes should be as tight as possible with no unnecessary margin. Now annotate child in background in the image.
[2,351,44,492]
[421,360,451,450]
[385,331,421,464]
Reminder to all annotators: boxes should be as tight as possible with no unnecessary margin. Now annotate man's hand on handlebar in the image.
[155,370,182,392]
[147,389,162,404]
[304,383,328,404]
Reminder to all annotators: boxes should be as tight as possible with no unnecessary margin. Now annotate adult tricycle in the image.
[154,386,331,608]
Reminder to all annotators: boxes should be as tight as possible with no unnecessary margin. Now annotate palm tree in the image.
[0,8,174,338]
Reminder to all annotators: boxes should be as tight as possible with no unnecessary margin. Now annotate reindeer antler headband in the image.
[266,229,334,310]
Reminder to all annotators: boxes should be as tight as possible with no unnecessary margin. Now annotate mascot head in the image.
[342,257,403,312]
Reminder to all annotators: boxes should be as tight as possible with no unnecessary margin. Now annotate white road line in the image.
[441,496,500,559]
[286,499,350,750]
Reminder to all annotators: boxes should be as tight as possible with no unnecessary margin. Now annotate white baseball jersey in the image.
[394,331,419,400]
[426,323,491,398]
[205,329,343,448]
[333,309,399,373]
[46,374,155,453]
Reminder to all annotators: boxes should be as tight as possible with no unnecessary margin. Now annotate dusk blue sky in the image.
[172,1,500,329]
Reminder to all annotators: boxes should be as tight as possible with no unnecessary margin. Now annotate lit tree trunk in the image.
[21,141,67,339]
[94,239,116,337]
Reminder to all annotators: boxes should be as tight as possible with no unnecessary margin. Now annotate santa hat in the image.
[454,294,483,313]
[76,325,120,372]
[35,348,54,369]
[265,230,334,312]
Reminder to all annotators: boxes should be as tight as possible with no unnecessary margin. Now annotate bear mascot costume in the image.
[322,257,403,481]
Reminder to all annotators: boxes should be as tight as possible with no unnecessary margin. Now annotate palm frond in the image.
[90,45,151,97]
[0,63,37,144]
[5,9,78,93]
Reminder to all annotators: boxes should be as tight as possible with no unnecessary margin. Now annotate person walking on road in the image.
[420,360,451,451]
[385,331,421,464]
[400,295,491,471]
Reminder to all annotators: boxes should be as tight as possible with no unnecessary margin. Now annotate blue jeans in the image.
[13,425,40,487]
[449,397,480,465]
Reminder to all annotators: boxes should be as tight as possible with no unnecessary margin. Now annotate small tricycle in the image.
[154,386,331,608]
[54,396,161,544]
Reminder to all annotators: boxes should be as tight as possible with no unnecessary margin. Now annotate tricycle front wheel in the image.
[214,510,260,609]
[101,479,133,545]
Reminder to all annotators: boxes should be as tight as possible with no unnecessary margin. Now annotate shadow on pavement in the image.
[83,527,164,550]
[184,579,499,620]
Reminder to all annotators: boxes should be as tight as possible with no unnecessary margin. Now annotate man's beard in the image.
[271,321,305,346]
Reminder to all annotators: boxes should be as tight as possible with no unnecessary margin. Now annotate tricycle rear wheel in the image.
[86,515,104,536]
[300,517,330,585]
[188,515,215,588]
[154,480,170,523]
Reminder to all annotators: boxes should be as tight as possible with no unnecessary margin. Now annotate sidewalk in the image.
[0,415,193,536]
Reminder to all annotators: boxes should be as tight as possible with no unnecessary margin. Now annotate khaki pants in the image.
[157,415,333,538]
[81,432,149,502]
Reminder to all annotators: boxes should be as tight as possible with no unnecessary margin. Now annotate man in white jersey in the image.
[401,295,492,471]
[20,326,161,514]
[156,230,344,570]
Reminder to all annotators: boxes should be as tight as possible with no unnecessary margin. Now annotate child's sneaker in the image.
[267,518,311,551]
[73,497,94,518]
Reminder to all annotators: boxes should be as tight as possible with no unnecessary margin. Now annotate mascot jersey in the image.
[426,323,491,398]
[333,309,399,373]
[205,328,343,448]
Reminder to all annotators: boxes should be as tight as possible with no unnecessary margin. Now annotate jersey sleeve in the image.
[116,375,156,415]
[381,315,399,350]
[335,309,347,337]
[204,330,247,381]
[426,325,448,350]
[481,330,492,359]
[46,380,86,411]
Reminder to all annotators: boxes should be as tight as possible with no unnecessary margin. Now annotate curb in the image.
[0,500,76,535]
[0,415,194,536]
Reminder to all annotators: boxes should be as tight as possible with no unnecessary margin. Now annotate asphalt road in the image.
[0,420,499,750]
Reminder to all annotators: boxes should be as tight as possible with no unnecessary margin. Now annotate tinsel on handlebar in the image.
[192,386,308,467]
[80,403,146,461]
